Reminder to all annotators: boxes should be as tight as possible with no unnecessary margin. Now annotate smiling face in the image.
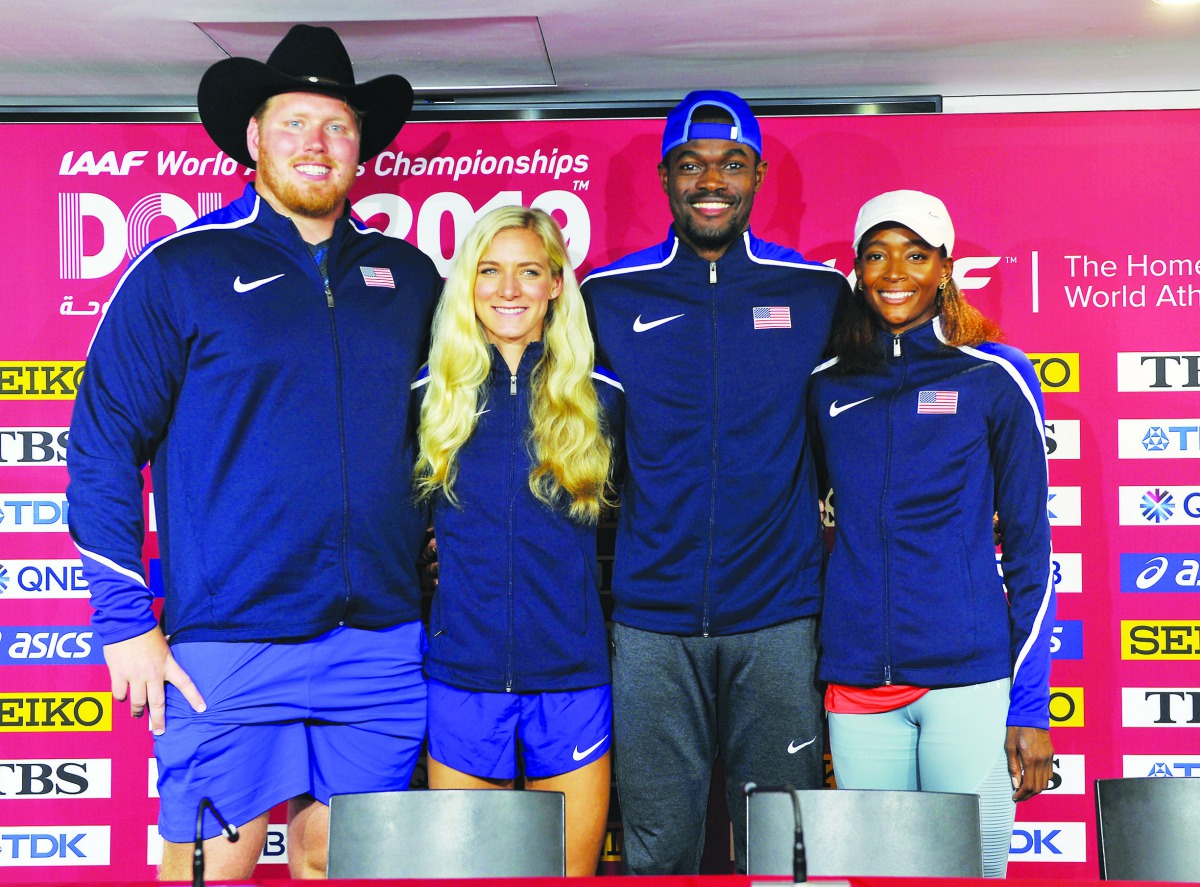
[473,227,563,368]
[659,138,766,261]
[855,225,954,334]
[247,91,361,235]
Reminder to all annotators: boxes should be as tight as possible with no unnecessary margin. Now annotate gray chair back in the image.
[747,788,983,877]
[327,789,566,878]
[1095,776,1200,881]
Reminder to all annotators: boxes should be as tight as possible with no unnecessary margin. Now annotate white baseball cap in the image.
[853,190,955,257]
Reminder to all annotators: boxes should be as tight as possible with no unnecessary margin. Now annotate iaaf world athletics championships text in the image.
[371,147,590,181]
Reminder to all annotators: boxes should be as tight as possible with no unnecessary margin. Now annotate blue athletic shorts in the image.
[155,621,427,842]
[427,678,611,780]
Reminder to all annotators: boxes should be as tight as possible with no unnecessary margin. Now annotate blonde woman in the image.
[413,206,622,876]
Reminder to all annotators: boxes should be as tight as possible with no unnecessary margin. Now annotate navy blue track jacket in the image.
[67,184,441,645]
[582,228,848,636]
[414,343,624,692]
[809,317,1055,729]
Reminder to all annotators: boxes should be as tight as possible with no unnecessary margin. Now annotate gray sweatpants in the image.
[611,618,824,874]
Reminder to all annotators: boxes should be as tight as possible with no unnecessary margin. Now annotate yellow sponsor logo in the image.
[1123,621,1200,659]
[0,693,112,731]
[0,362,86,399]
[1049,687,1084,727]
[1027,353,1080,393]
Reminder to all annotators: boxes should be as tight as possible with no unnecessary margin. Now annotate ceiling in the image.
[2,1,1200,116]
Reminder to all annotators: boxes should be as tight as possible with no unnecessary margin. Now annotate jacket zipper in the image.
[505,368,518,690]
[881,331,905,683]
[702,259,719,636]
[309,233,354,618]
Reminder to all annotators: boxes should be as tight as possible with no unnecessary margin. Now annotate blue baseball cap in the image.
[661,90,763,159]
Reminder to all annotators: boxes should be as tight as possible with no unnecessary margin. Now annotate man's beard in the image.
[257,154,348,219]
[677,214,745,253]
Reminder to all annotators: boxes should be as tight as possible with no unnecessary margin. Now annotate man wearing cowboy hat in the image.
[67,25,440,879]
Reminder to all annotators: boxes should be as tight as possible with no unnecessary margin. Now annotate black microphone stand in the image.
[193,796,240,887]
[744,782,807,884]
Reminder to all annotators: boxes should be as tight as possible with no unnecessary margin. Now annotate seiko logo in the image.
[0,364,85,400]
[1048,688,1084,727]
[1120,554,1200,592]
[1026,354,1080,392]
[0,827,110,865]
[0,760,110,798]
[0,428,69,465]
[58,150,148,176]
[1122,688,1200,726]
[0,694,112,732]
[1118,352,1200,391]
[1123,621,1200,659]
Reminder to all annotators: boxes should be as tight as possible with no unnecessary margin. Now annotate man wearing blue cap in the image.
[582,91,849,874]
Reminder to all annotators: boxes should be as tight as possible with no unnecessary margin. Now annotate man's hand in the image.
[103,627,206,735]
[1005,725,1053,801]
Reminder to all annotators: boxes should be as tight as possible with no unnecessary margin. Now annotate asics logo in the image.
[787,737,817,754]
[632,313,684,333]
[233,273,285,293]
[829,397,873,417]
[572,735,609,761]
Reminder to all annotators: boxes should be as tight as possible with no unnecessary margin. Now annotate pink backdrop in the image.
[3,109,1199,880]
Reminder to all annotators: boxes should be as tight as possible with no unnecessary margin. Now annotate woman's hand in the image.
[1005,725,1053,801]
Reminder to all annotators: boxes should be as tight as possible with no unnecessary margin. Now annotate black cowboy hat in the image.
[197,24,413,169]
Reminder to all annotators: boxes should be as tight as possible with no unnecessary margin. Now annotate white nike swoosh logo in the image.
[233,273,285,293]
[633,313,684,332]
[787,737,817,754]
[572,735,609,761]
[829,397,874,417]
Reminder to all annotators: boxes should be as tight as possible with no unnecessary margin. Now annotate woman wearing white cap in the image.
[808,190,1056,877]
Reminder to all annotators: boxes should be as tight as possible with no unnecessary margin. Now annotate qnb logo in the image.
[1008,823,1086,861]
[0,827,110,865]
[1141,488,1175,523]
[58,192,223,280]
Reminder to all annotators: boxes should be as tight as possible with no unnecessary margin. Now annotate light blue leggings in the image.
[827,679,1015,878]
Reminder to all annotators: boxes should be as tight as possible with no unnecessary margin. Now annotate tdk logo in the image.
[0,497,70,532]
[1118,419,1200,459]
[1008,822,1086,862]
[59,150,148,176]
[0,826,110,865]
[1120,554,1200,592]
[0,627,101,664]
[1124,754,1200,778]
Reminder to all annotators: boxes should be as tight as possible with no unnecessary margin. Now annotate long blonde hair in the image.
[414,206,614,523]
